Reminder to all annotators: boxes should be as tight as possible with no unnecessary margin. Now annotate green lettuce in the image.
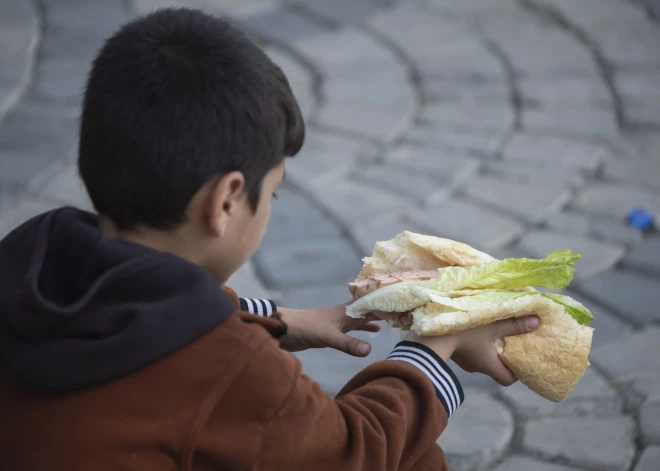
[539,293,594,326]
[429,250,580,292]
[410,287,594,326]
[347,250,594,326]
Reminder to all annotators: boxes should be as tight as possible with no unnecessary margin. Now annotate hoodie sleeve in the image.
[192,332,462,471]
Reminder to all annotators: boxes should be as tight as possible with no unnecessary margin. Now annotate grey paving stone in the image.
[387,146,481,183]
[416,42,506,80]
[278,283,353,309]
[591,327,660,381]
[641,396,660,446]
[285,146,360,187]
[577,270,660,324]
[406,127,506,158]
[635,446,660,471]
[516,230,625,279]
[573,183,660,220]
[422,104,515,134]
[439,390,513,471]
[522,107,619,139]
[264,206,342,245]
[292,27,397,70]
[409,199,525,252]
[464,175,572,223]
[0,3,35,86]
[623,100,660,127]
[499,368,622,419]
[350,216,425,258]
[546,211,643,246]
[486,160,586,187]
[614,70,660,103]
[494,456,585,471]
[44,1,129,36]
[323,74,414,107]
[303,0,382,25]
[564,290,631,346]
[0,105,77,163]
[284,130,366,185]
[503,133,607,172]
[293,325,403,396]
[597,33,660,68]
[624,236,660,275]
[37,161,93,211]
[519,76,613,109]
[312,180,406,225]
[39,26,101,61]
[0,197,61,240]
[626,376,660,411]
[264,47,312,88]
[0,0,36,24]
[32,56,89,105]
[227,260,277,302]
[423,78,510,106]
[238,7,330,43]
[522,416,636,471]
[604,157,660,191]
[367,3,472,59]
[494,32,599,77]
[254,236,361,290]
[352,163,452,205]
[317,102,412,141]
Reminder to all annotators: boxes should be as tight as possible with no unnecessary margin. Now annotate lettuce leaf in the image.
[540,293,594,326]
[346,250,593,326]
[410,287,530,310]
[410,288,594,326]
[429,250,580,292]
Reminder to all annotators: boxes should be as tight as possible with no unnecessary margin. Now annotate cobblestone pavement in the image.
[2,0,660,469]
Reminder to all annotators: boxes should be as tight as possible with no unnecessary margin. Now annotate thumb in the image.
[326,332,372,357]
[496,315,540,338]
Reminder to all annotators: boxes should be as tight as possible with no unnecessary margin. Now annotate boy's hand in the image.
[278,304,381,357]
[406,315,540,386]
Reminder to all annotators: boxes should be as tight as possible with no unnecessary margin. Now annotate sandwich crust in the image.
[412,295,593,402]
[356,231,494,282]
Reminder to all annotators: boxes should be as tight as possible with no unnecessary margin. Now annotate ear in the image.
[206,171,246,237]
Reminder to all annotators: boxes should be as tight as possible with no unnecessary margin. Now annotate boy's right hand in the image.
[405,315,539,386]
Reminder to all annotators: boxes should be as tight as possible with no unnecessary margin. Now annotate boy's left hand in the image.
[277,304,381,357]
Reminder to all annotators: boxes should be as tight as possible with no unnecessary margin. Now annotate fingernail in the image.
[526,316,540,330]
[357,343,370,356]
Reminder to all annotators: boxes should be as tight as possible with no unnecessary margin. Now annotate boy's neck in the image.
[98,216,205,268]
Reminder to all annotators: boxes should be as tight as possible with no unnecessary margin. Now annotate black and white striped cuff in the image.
[387,341,464,417]
[239,298,277,317]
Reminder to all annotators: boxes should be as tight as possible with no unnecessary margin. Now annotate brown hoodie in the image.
[0,208,463,470]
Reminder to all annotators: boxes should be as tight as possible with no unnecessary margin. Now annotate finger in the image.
[326,332,371,357]
[355,323,381,333]
[486,354,518,386]
[495,315,540,338]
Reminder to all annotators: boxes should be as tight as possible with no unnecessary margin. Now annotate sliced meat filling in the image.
[349,270,442,300]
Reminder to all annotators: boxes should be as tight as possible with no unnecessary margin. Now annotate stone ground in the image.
[1,0,660,469]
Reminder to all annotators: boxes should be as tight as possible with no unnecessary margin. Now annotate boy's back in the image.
[0,209,448,470]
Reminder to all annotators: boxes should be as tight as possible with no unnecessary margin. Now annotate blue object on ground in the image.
[627,207,655,232]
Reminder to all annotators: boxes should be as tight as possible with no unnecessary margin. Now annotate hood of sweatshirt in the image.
[0,207,236,394]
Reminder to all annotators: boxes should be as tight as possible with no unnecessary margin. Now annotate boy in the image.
[0,8,538,470]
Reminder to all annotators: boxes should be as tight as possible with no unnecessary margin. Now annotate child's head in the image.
[78,8,304,282]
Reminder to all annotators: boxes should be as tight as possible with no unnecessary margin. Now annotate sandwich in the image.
[346,231,594,402]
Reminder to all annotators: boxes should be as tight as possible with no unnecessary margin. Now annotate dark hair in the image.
[78,8,304,230]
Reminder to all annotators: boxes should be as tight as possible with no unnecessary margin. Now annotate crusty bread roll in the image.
[349,231,593,403]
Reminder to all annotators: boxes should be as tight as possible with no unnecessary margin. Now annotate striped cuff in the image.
[239,298,277,317]
[387,341,464,417]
